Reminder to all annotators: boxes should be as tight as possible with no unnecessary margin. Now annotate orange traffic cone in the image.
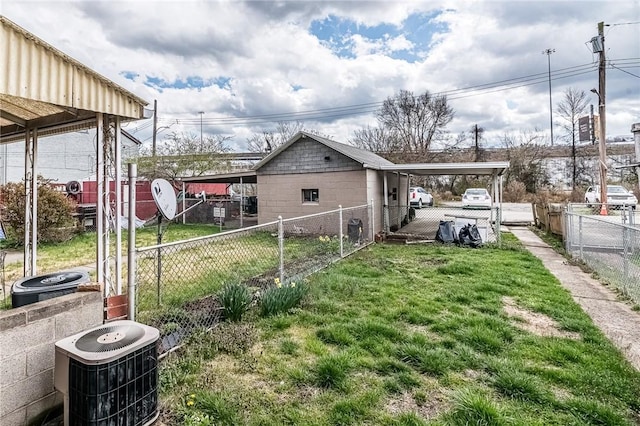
[600,203,608,216]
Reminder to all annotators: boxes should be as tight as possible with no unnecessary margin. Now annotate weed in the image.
[314,353,352,389]
[218,282,252,322]
[492,367,552,403]
[210,322,257,355]
[448,388,506,426]
[189,390,241,426]
[279,338,299,355]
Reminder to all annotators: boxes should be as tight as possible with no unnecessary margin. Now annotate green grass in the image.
[158,240,640,425]
[1,223,223,282]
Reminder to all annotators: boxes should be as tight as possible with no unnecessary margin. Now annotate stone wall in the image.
[0,292,103,425]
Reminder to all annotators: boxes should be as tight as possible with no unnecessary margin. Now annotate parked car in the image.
[584,185,637,209]
[409,187,433,208]
[462,188,492,208]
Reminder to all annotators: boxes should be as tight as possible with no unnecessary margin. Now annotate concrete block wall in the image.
[257,170,368,224]
[0,292,103,426]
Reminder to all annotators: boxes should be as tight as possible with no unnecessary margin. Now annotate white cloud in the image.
[3,0,639,149]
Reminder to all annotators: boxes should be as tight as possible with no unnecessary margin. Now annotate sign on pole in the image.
[578,116,591,142]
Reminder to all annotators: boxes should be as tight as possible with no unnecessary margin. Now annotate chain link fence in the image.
[565,208,640,305]
[134,204,372,355]
[385,205,500,244]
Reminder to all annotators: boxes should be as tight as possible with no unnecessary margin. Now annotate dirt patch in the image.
[502,296,581,340]
[385,390,449,420]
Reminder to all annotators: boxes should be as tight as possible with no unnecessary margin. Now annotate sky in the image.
[3,0,640,152]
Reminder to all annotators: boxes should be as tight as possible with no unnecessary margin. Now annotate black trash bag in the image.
[436,220,458,244]
[458,223,483,248]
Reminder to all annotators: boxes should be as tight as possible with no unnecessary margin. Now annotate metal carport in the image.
[180,171,257,227]
[0,17,148,295]
[377,161,510,236]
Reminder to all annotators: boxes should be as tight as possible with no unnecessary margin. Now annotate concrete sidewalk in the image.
[509,226,640,371]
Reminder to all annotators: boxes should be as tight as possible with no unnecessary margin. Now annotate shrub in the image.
[502,181,527,202]
[218,282,252,322]
[0,177,77,244]
[259,280,308,317]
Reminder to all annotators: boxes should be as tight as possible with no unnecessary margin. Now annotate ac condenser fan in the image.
[74,323,146,352]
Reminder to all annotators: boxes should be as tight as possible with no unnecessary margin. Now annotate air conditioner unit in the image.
[11,271,90,307]
[54,320,160,426]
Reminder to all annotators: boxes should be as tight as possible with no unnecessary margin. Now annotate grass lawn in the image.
[0,223,223,282]
[0,223,224,308]
[158,235,640,425]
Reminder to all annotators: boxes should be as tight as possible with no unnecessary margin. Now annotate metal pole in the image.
[152,100,158,157]
[578,215,583,260]
[370,199,375,242]
[127,163,137,321]
[156,214,162,306]
[199,111,204,149]
[278,216,284,284]
[543,48,555,145]
[240,177,244,228]
[339,205,344,257]
[96,114,105,292]
[182,181,186,225]
[114,117,123,295]
[383,172,390,233]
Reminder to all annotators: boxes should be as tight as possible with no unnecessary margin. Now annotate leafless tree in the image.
[136,131,232,183]
[378,90,454,155]
[246,121,305,153]
[349,90,454,161]
[500,130,549,193]
[556,87,590,191]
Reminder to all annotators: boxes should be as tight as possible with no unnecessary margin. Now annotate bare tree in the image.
[136,131,232,183]
[349,90,454,161]
[378,90,455,156]
[556,87,589,191]
[246,121,305,153]
[500,130,549,193]
[351,126,400,152]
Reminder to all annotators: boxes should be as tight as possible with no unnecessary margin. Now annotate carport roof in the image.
[181,170,257,184]
[378,162,510,176]
[0,17,148,144]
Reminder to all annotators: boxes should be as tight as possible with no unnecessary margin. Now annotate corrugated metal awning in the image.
[0,16,148,143]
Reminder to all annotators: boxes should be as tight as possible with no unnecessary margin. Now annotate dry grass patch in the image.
[502,296,581,339]
[385,389,450,420]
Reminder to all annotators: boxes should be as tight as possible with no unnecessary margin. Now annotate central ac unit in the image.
[54,320,160,426]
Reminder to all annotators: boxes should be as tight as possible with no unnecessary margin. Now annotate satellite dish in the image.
[151,179,177,220]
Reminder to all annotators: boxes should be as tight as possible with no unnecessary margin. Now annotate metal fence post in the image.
[578,215,583,260]
[339,205,344,258]
[127,163,137,321]
[623,225,629,295]
[370,199,375,241]
[278,215,284,284]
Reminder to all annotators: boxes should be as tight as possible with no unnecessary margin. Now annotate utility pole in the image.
[199,111,204,150]
[152,99,158,157]
[542,48,555,145]
[591,21,607,215]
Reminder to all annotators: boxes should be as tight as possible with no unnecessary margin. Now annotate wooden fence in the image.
[532,203,564,237]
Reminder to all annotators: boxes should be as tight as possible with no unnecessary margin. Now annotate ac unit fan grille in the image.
[68,342,158,426]
[75,324,146,352]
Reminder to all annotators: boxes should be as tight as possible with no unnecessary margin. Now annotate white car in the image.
[409,187,433,208]
[585,185,637,209]
[462,188,492,209]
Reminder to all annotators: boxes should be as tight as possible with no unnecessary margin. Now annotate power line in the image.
[130,58,637,129]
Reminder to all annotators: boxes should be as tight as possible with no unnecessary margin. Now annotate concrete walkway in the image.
[509,226,640,371]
